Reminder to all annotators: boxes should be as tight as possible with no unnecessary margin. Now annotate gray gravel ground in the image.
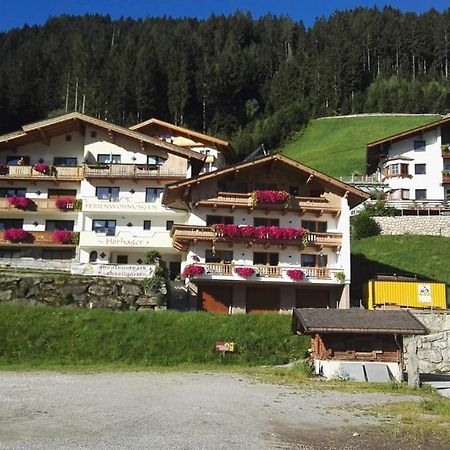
[0,371,436,449]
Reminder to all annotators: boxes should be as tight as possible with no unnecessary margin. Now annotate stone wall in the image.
[373,216,450,237]
[412,311,450,333]
[0,271,167,311]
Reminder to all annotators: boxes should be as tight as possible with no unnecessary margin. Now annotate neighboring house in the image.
[366,116,450,210]
[0,112,230,276]
[163,154,369,313]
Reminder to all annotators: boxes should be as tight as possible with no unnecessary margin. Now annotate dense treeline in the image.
[0,7,450,156]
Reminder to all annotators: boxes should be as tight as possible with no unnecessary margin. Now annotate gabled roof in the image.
[367,116,449,149]
[130,118,236,162]
[0,112,205,161]
[292,308,427,335]
[163,153,370,208]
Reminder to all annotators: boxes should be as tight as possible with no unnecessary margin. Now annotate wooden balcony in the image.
[170,224,342,251]
[195,262,334,281]
[83,163,185,180]
[0,231,76,247]
[0,197,78,212]
[193,192,341,216]
[0,165,84,181]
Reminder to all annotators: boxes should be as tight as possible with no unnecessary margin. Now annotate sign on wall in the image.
[418,283,432,303]
[71,263,155,279]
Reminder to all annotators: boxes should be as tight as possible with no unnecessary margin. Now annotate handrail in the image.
[83,163,185,178]
[0,165,84,180]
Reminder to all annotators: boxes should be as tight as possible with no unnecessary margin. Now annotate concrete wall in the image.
[374,216,450,237]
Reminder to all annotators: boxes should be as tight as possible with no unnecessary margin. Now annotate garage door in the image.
[200,285,233,313]
[296,288,329,308]
[246,287,280,314]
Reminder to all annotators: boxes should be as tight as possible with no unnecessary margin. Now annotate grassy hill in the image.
[351,235,450,304]
[282,115,441,178]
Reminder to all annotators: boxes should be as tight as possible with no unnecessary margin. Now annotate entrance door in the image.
[169,261,181,280]
[199,285,233,313]
[246,287,280,314]
[296,288,330,308]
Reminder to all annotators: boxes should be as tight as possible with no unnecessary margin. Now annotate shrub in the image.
[234,267,255,278]
[182,264,205,278]
[351,211,380,239]
[4,228,32,243]
[144,250,162,264]
[141,275,166,295]
[286,269,305,281]
[53,230,73,244]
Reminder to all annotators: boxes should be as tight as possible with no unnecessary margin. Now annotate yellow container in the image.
[364,280,447,310]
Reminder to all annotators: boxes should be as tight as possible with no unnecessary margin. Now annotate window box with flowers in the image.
[234,267,255,278]
[53,230,74,244]
[7,196,33,210]
[55,197,75,210]
[33,163,50,175]
[251,190,290,208]
[182,264,205,278]
[286,269,305,282]
[3,228,32,243]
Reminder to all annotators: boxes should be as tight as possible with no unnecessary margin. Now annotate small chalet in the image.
[292,308,427,381]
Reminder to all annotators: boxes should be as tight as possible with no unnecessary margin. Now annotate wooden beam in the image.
[107,129,115,143]
[306,174,314,184]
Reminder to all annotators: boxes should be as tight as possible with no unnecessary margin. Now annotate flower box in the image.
[182,264,205,278]
[53,230,73,244]
[234,267,255,278]
[252,190,290,206]
[55,197,75,210]
[4,228,32,243]
[286,269,305,282]
[7,196,32,210]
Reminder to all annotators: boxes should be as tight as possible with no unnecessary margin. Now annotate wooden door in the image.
[200,285,233,313]
[296,288,329,308]
[48,189,77,199]
[246,287,280,314]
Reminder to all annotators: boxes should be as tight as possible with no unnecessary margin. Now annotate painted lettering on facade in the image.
[72,263,155,278]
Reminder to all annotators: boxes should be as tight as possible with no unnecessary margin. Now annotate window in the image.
[45,220,74,231]
[386,163,409,177]
[0,188,26,198]
[42,249,75,260]
[415,189,427,200]
[48,189,76,199]
[89,251,98,262]
[116,255,128,264]
[401,189,410,200]
[143,220,152,230]
[53,157,77,167]
[205,250,233,263]
[414,140,426,151]
[445,162,450,171]
[206,215,233,226]
[96,187,120,202]
[65,135,72,142]
[145,188,164,203]
[6,156,29,166]
[309,189,324,198]
[0,219,24,230]
[166,221,174,231]
[415,164,426,175]
[301,253,327,267]
[147,155,167,165]
[253,217,279,227]
[253,252,279,266]
[92,220,116,235]
[97,154,121,163]
[301,220,327,233]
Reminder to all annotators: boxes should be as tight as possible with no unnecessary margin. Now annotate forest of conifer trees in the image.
[0,7,450,156]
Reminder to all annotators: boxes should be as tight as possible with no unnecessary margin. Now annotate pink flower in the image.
[53,230,73,244]
[234,267,255,278]
[33,163,49,174]
[7,196,31,210]
[287,269,305,282]
[254,190,289,204]
[239,225,255,238]
[55,198,74,210]
[4,228,32,243]
[182,264,205,278]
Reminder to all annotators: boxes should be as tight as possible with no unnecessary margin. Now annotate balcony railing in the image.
[0,165,84,181]
[83,163,185,179]
[0,231,76,246]
[194,262,338,281]
[0,197,78,212]
[170,224,342,251]
[193,192,341,216]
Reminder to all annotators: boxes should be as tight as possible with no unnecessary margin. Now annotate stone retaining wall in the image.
[373,216,450,237]
[0,272,167,311]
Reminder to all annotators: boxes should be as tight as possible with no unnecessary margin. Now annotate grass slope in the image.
[0,306,308,369]
[351,235,450,302]
[282,115,441,177]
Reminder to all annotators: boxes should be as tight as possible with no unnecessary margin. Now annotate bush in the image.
[351,211,381,240]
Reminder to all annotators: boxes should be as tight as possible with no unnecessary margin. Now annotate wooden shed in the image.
[292,308,427,381]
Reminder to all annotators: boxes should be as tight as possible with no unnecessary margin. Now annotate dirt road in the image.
[0,371,440,449]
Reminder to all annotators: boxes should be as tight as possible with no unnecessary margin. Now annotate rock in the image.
[136,296,157,307]
[121,284,141,296]
[428,350,443,364]
[0,290,12,301]
[88,284,116,296]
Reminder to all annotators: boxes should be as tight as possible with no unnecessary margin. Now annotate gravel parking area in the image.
[0,371,432,449]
